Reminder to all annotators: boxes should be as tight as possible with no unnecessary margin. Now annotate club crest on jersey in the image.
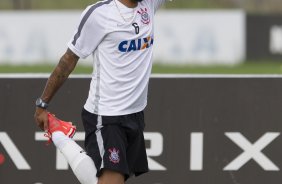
[118,36,154,52]
[138,8,150,25]
[109,148,120,164]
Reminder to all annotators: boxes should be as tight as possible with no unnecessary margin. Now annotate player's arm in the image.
[34,6,106,130]
[34,48,79,131]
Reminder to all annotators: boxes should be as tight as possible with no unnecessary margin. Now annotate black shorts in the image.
[81,108,149,180]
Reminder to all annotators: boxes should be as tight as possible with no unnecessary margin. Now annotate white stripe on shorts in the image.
[96,115,105,169]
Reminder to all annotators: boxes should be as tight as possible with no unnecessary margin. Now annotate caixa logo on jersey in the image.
[118,36,154,53]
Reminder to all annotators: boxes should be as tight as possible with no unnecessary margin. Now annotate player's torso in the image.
[87,0,155,115]
[95,0,154,64]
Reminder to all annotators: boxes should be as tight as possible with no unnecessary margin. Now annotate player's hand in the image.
[34,107,49,131]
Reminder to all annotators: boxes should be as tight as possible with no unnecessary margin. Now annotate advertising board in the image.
[247,14,282,60]
[1,75,282,184]
[0,10,245,65]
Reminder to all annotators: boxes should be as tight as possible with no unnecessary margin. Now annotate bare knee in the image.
[98,169,125,184]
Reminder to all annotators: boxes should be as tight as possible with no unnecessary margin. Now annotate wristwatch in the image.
[35,98,49,109]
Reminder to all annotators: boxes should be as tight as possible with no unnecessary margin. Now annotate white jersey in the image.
[68,0,167,115]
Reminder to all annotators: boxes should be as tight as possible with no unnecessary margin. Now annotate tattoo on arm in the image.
[41,49,79,103]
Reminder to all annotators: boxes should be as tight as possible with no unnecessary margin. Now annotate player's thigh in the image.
[98,169,124,184]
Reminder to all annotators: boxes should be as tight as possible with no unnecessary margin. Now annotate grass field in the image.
[2,0,282,14]
[1,61,282,74]
[0,0,239,10]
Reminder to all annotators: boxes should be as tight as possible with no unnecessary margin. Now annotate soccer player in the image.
[34,0,171,183]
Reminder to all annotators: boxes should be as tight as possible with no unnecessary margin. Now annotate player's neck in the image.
[117,0,138,8]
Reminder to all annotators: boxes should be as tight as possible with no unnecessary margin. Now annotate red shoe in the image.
[44,113,76,144]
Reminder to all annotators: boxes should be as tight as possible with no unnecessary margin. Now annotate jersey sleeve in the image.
[68,6,106,59]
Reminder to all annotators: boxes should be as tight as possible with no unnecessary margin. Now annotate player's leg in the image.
[97,169,124,184]
[81,109,128,184]
[52,132,98,184]
[122,111,149,178]
[47,113,98,184]
[95,111,149,184]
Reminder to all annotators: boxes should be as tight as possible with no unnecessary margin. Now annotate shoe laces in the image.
[44,131,52,145]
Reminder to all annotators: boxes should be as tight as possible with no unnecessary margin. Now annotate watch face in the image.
[36,98,47,109]
[36,98,42,106]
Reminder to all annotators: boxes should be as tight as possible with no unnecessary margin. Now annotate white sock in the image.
[52,131,70,149]
[52,132,98,184]
[74,156,99,184]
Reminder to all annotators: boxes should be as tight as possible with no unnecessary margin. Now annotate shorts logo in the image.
[109,148,120,164]
[138,8,150,25]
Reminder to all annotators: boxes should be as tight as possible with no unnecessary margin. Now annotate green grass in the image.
[0,0,238,10]
[0,0,255,10]
[1,61,282,74]
[1,0,282,14]
[0,64,93,74]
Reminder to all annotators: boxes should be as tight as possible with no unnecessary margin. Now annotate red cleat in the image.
[44,113,76,144]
